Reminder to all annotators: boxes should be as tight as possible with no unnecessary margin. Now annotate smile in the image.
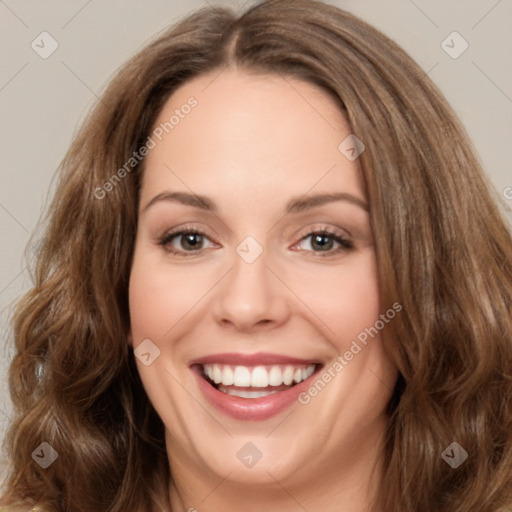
[190,353,322,420]
[202,363,316,398]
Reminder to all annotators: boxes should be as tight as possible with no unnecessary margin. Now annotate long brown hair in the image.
[1,1,511,511]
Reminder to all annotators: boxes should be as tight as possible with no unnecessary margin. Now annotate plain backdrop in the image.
[1,0,511,482]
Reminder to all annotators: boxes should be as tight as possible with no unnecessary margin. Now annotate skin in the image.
[128,68,398,512]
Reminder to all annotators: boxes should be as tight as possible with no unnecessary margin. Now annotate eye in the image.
[158,229,216,255]
[293,229,353,255]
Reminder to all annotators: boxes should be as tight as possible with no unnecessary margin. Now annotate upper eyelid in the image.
[158,216,353,237]
[160,227,216,245]
[160,224,349,239]
[160,225,352,249]
[295,224,352,240]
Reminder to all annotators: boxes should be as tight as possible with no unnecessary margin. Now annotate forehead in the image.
[140,69,366,208]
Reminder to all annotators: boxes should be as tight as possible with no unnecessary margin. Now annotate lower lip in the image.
[192,366,318,421]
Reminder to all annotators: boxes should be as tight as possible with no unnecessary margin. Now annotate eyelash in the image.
[158,225,354,258]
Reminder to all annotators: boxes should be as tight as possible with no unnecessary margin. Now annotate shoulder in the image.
[0,508,40,512]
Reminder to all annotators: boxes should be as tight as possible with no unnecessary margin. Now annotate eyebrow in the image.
[141,191,369,215]
[142,191,217,214]
[286,192,369,213]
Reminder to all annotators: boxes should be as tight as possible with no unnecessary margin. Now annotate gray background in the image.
[1,0,511,484]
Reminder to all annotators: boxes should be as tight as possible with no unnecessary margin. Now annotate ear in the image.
[127,329,134,348]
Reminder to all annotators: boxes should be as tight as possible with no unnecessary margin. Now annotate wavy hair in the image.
[1,0,511,511]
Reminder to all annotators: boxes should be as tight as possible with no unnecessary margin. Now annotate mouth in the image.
[200,363,317,398]
[189,353,323,420]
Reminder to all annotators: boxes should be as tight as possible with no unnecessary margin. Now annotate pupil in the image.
[183,234,202,250]
[313,234,332,251]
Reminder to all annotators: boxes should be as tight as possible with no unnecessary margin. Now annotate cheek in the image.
[290,251,380,344]
[128,254,185,342]
[128,248,223,343]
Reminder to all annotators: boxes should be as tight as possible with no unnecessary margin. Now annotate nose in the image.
[212,248,291,333]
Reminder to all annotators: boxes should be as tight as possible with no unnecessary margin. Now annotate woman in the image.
[1,0,511,511]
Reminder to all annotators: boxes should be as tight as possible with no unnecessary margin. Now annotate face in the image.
[128,69,397,498]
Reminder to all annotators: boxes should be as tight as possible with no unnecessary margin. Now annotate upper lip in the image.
[189,352,322,367]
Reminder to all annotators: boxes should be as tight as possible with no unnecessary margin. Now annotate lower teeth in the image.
[216,384,293,399]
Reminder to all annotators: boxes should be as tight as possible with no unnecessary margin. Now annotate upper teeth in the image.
[202,364,316,388]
